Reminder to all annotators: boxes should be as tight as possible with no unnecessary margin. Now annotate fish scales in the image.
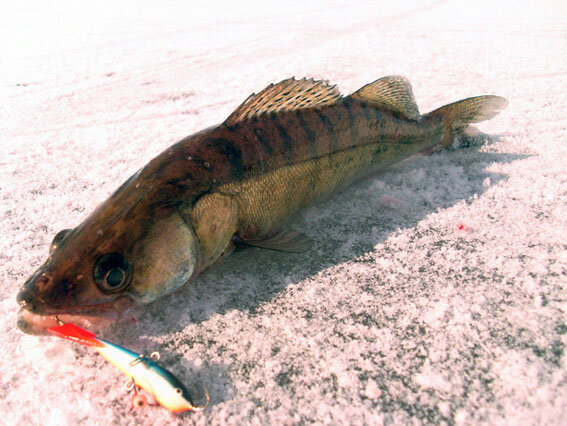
[154,99,428,191]
[215,100,436,239]
[16,76,507,334]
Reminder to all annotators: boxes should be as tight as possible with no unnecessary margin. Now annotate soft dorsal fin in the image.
[349,75,421,121]
[225,78,342,125]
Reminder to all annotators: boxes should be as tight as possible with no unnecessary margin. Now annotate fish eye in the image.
[93,253,132,293]
[50,229,73,254]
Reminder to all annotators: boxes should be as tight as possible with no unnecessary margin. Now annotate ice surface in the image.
[2,0,567,424]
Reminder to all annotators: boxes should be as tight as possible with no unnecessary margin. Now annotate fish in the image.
[47,322,209,412]
[17,75,508,334]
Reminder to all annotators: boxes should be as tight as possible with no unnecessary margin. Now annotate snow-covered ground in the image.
[2,0,566,424]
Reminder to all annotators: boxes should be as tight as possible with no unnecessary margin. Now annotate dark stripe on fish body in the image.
[342,98,358,150]
[331,105,347,152]
[359,102,374,131]
[207,138,244,179]
[373,107,386,145]
[357,103,377,147]
[253,126,274,156]
[274,118,294,164]
[295,111,317,157]
[225,123,267,171]
[315,109,338,153]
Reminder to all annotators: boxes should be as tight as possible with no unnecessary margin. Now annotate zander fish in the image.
[17,76,507,334]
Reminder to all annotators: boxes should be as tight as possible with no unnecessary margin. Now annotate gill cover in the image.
[126,212,201,303]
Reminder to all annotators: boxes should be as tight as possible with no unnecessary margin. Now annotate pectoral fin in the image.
[239,229,313,253]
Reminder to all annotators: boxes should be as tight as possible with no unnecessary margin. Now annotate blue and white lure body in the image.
[48,323,209,413]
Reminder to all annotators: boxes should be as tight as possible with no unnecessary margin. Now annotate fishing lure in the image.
[47,322,209,413]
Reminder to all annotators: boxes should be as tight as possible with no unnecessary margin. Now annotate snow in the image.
[2,0,567,424]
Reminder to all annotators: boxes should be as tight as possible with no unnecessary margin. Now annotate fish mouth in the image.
[17,297,134,335]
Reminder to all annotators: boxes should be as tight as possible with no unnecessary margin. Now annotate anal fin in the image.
[239,229,313,253]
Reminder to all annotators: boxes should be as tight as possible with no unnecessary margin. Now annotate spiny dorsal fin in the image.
[225,78,342,125]
[349,75,421,121]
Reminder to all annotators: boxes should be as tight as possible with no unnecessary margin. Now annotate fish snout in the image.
[17,270,54,314]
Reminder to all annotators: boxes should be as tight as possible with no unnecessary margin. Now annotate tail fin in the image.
[47,323,104,348]
[424,95,508,148]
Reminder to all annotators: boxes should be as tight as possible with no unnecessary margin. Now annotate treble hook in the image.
[129,354,146,367]
[125,377,137,392]
[129,351,160,367]
[189,387,210,412]
[54,315,64,326]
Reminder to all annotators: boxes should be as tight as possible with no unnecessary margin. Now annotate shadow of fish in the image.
[17,75,507,334]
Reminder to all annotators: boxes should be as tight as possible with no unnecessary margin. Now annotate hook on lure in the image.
[48,318,210,413]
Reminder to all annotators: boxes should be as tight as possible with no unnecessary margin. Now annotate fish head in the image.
[17,229,137,321]
[17,171,203,334]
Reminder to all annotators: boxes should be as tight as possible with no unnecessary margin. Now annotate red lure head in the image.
[47,323,104,348]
